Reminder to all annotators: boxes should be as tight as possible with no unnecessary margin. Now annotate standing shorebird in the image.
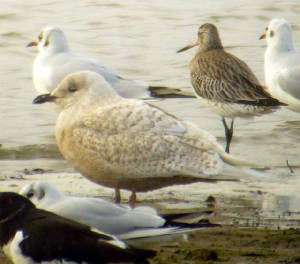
[177,23,283,153]
[260,18,300,112]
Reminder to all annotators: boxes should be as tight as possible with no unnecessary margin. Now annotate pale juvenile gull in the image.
[177,23,284,153]
[27,25,194,99]
[260,18,300,112]
[0,192,156,264]
[33,71,271,206]
[18,181,218,240]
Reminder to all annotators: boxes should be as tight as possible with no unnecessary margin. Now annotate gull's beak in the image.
[26,41,38,47]
[259,33,266,40]
[177,40,200,53]
[33,94,57,104]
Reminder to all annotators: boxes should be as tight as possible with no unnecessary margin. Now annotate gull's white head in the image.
[33,71,118,110]
[27,26,69,54]
[19,181,64,207]
[260,18,294,50]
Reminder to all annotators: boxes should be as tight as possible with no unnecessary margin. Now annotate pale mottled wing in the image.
[277,66,300,100]
[78,100,186,137]
[71,100,221,176]
[190,50,277,104]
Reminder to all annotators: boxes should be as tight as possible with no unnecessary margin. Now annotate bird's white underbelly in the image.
[197,97,273,118]
[3,231,88,264]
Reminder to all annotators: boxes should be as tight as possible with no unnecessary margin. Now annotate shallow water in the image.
[0,0,299,228]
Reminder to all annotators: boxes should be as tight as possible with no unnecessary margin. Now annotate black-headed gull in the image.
[19,181,219,241]
[27,25,194,99]
[260,18,300,112]
[0,192,155,264]
[177,23,284,153]
[32,71,270,205]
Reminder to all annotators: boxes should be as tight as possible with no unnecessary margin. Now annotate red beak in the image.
[259,33,266,40]
[26,41,38,47]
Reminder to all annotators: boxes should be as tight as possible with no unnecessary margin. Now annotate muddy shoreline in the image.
[1,227,299,264]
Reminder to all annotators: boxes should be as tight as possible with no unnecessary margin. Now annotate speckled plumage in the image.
[56,90,223,190]
[33,71,264,197]
[178,23,283,152]
[188,24,282,117]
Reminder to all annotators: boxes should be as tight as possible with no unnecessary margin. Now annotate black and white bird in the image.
[19,181,219,241]
[27,25,194,99]
[0,192,155,264]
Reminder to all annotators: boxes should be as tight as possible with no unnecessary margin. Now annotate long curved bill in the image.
[33,94,57,104]
[26,41,38,47]
[177,40,199,53]
[259,33,266,40]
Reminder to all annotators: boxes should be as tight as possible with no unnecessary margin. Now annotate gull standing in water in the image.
[260,18,300,112]
[27,26,194,99]
[177,23,284,153]
[33,71,271,206]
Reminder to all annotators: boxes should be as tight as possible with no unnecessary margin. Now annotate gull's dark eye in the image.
[68,84,77,93]
[265,27,268,31]
[38,33,43,41]
[26,191,34,199]
[269,30,274,38]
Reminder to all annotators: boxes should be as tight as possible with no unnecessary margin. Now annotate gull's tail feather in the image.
[119,222,220,241]
[162,211,215,225]
[114,78,196,99]
[221,163,276,181]
[241,167,275,180]
[148,85,196,99]
[219,150,268,170]
[215,147,276,180]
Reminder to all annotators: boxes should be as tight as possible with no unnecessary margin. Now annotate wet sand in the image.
[1,169,300,263]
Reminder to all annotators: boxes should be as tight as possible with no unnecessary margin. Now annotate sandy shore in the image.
[1,168,300,263]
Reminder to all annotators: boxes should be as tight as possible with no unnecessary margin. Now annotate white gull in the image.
[19,181,219,241]
[260,18,300,112]
[27,25,194,99]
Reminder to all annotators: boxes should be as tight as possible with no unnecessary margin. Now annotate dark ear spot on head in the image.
[44,35,50,47]
[270,30,274,38]
[68,83,77,93]
[37,189,45,200]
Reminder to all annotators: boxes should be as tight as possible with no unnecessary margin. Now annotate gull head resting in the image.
[19,181,64,208]
[33,71,119,110]
[27,25,69,54]
[259,18,294,50]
